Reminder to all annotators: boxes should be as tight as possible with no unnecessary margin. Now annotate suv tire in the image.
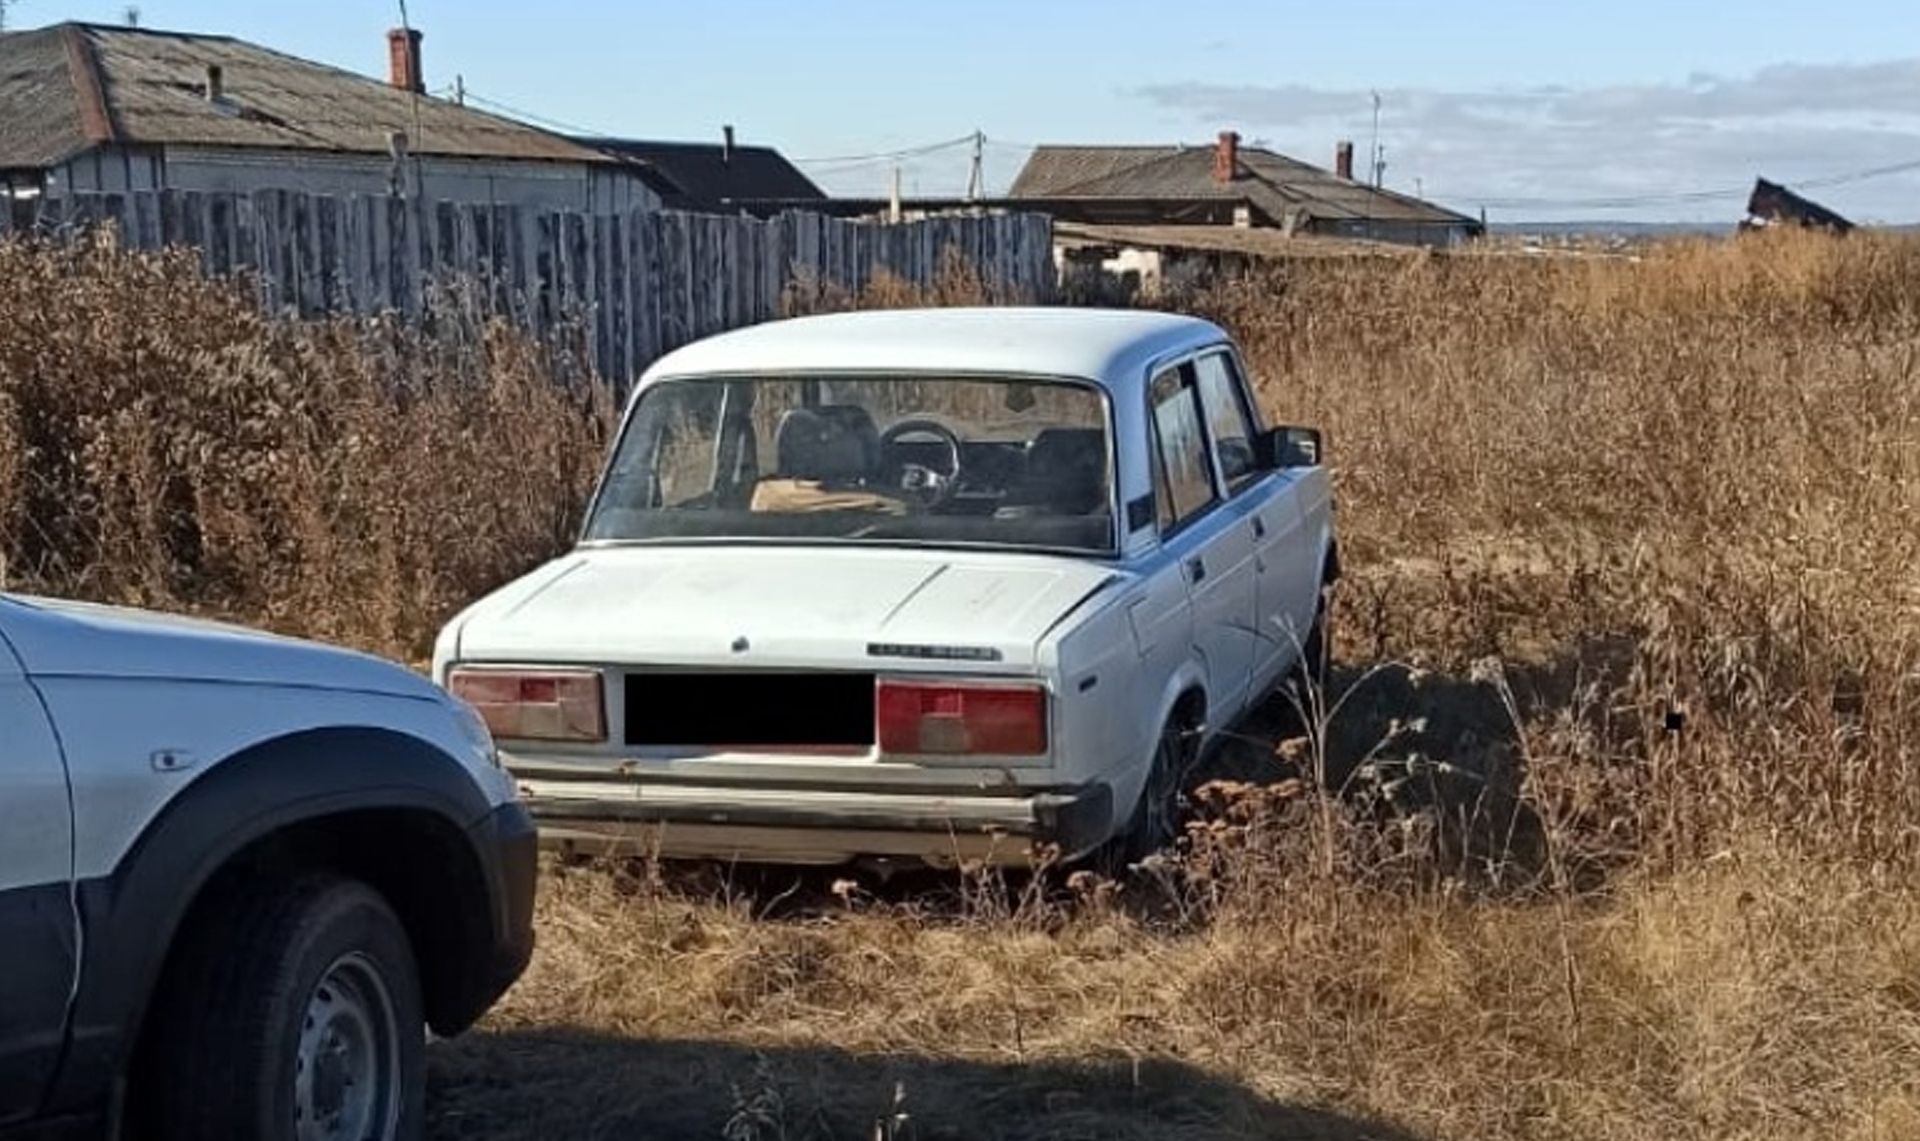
[141,873,425,1141]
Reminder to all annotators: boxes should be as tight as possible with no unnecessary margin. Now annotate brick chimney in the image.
[387,27,424,94]
[1335,140,1354,181]
[1214,130,1240,184]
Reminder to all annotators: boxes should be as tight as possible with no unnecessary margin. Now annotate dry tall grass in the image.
[6,225,1919,1140]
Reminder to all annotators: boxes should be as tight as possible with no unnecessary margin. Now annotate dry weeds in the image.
[6,225,1920,1140]
[0,229,612,659]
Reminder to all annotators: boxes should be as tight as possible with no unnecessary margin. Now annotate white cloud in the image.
[1132,62,1920,222]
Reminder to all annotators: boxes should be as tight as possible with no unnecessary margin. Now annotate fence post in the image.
[635,209,663,365]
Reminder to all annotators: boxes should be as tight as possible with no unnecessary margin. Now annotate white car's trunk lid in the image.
[450,545,1121,670]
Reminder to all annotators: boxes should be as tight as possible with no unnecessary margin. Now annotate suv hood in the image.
[442,546,1123,671]
[0,594,442,700]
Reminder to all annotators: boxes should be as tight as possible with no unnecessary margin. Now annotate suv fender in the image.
[42,726,529,1121]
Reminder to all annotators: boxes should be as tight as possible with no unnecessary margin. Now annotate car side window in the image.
[1149,365,1221,532]
[1194,351,1259,491]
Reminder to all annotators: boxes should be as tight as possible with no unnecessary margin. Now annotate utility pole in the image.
[453,74,465,106]
[966,129,984,203]
[1369,90,1382,189]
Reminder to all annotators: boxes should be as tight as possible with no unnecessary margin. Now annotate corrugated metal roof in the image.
[1012,142,1478,228]
[574,137,824,210]
[0,22,616,168]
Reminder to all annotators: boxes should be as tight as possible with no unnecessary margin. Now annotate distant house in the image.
[573,130,825,214]
[0,22,658,213]
[1009,131,1482,248]
[1742,177,1853,235]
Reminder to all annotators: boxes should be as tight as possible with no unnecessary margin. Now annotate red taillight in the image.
[876,680,1047,756]
[447,667,606,743]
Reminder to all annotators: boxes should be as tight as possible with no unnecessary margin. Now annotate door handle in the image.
[1186,557,1207,583]
[1252,515,1267,539]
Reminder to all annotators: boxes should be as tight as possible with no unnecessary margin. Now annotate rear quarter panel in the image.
[1044,555,1200,836]
[1042,593,1135,789]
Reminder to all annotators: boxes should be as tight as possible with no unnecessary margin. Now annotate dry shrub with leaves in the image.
[0,229,611,660]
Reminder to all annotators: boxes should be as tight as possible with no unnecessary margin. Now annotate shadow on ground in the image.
[427,1029,1430,1141]
[1205,636,1639,882]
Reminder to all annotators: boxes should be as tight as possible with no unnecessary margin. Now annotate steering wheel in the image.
[877,417,964,509]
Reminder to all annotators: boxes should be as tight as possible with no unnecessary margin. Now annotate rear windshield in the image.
[582,373,1115,555]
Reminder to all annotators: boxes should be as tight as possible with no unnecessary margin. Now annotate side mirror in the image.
[1258,425,1324,468]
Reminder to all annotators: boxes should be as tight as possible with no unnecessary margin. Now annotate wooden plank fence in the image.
[12,190,1056,386]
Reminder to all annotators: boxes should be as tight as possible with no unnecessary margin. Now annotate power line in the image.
[1455,155,1920,211]
[1468,186,1750,210]
[457,90,615,139]
[1798,157,1920,189]
[789,134,978,167]
[441,96,998,189]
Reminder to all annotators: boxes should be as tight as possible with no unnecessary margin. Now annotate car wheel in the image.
[142,872,425,1141]
[1095,718,1188,874]
[1303,587,1330,684]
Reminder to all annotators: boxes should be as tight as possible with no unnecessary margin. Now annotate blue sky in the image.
[17,0,1920,222]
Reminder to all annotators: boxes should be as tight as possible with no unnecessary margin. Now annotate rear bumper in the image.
[518,779,1115,867]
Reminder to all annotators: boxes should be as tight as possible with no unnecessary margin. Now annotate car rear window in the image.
[582,374,1117,556]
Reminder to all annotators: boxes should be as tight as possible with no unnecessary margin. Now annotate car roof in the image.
[638,307,1233,387]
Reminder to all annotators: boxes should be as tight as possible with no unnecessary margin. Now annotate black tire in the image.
[141,872,425,1141]
[1274,572,1336,714]
[1094,718,1188,874]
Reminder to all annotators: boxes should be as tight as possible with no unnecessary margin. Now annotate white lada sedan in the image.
[434,307,1338,869]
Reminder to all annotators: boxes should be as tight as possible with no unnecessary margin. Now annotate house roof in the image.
[1054,222,1429,260]
[0,25,90,169]
[574,137,824,210]
[1747,177,1853,233]
[1010,142,1478,228]
[0,22,617,169]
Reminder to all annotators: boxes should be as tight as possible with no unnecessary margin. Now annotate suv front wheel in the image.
[141,872,425,1141]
